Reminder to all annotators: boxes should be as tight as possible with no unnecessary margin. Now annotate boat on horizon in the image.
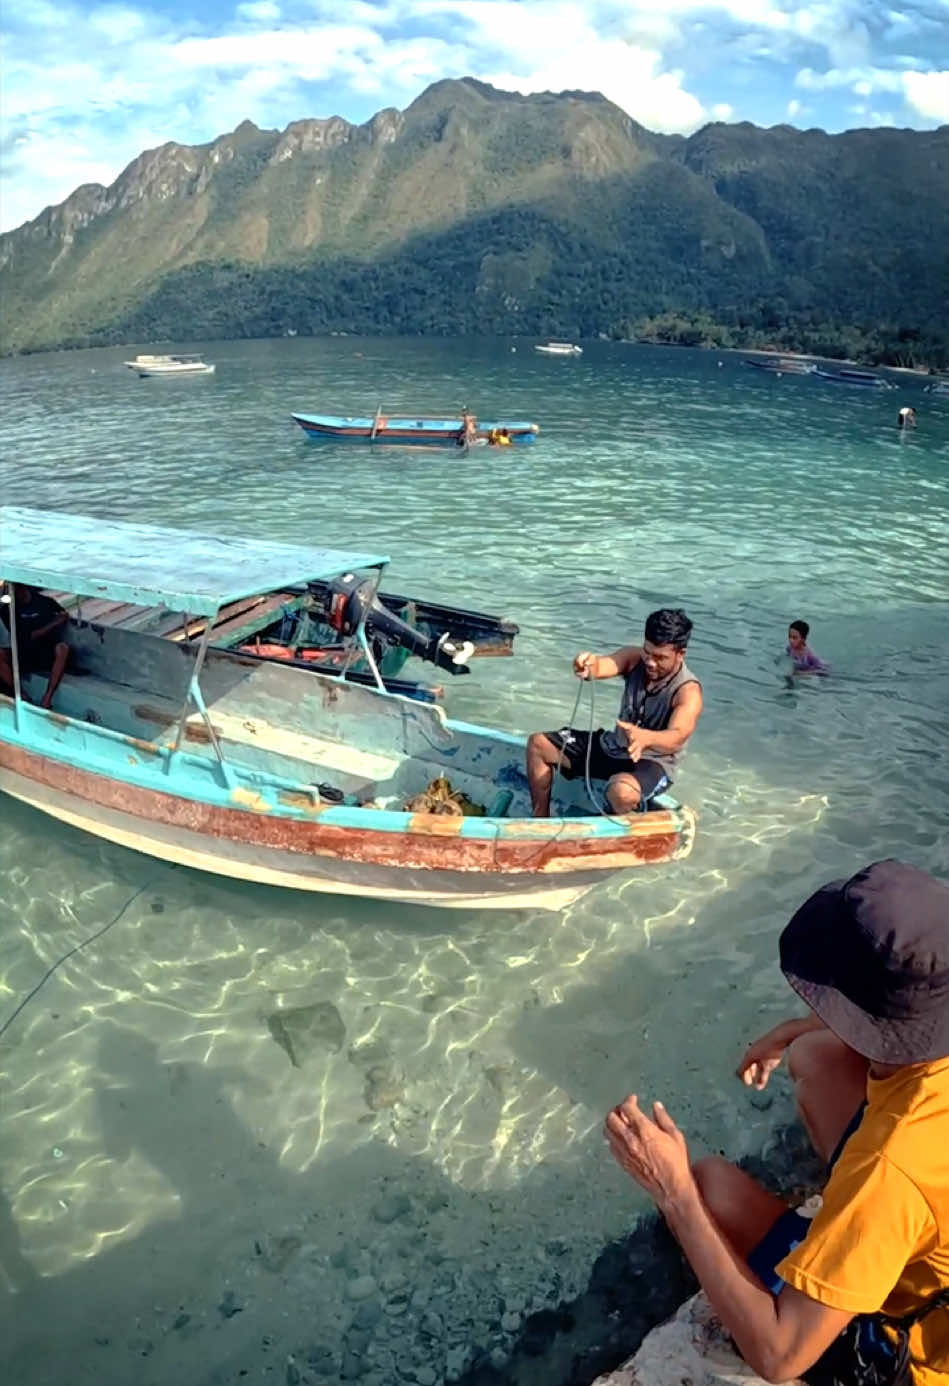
[534,342,583,356]
[291,411,539,446]
[742,356,816,375]
[0,508,694,911]
[813,366,894,389]
[125,353,215,377]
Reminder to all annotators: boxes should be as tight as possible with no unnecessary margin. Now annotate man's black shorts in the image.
[544,727,671,804]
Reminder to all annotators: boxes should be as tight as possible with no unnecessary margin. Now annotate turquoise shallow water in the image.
[1,338,948,1384]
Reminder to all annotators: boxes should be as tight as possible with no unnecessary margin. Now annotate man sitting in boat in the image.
[457,411,479,447]
[0,584,71,710]
[526,608,702,816]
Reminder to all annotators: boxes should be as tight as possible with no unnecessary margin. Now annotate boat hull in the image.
[292,414,539,445]
[814,368,892,389]
[0,731,695,912]
[128,364,216,377]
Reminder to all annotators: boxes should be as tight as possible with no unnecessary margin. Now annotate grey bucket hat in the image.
[779,859,949,1065]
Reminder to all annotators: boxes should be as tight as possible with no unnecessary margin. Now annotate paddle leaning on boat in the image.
[0,509,695,911]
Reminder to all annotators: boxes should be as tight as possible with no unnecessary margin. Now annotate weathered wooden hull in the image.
[0,737,696,911]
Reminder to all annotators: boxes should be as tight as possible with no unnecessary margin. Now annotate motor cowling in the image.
[318,574,474,675]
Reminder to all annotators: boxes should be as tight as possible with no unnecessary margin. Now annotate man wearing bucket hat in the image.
[604,860,949,1383]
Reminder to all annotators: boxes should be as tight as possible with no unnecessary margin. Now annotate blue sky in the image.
[2,0,947,231]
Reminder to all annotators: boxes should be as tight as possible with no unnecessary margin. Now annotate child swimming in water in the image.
[786,620,829,675]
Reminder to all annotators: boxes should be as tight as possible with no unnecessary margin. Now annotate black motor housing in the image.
[318,574,473,675]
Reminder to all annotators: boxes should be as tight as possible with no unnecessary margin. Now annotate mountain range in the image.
[2,78,948,361]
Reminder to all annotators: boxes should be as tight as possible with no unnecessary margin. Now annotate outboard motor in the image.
[319,574,474,675]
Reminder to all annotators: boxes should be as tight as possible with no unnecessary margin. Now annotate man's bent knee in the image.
[787,1029,860,1083]
[607,774,641,810]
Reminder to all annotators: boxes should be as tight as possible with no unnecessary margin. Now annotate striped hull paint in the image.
[0,740,695,911]
[291,415,539,446]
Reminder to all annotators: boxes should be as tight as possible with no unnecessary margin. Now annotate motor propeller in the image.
[318,574,474,676]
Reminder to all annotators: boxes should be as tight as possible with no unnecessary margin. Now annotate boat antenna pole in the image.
[352,565,388,694]
[1,584,23,731]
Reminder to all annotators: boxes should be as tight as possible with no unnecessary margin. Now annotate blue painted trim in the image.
[0,705,671,842]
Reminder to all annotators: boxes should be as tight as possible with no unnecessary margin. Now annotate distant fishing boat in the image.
[742,356,816,375]
[534,342,583,356]
[125,353,215,377]
[814,366,894,389]
[291,411,539,446]
[0,508,695,911]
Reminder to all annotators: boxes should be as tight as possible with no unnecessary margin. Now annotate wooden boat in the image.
[814,366,894,389]
[54,581,520,706]
[534,342,582,356]
[0,509,695,911]
[125,353,215,377]
[742,356,815,375]
[292,411,539,446]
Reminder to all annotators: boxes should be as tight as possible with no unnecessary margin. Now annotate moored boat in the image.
[742,356,816,375]
[291,412,539,446]
[814,366,894,389]
[125,353,215,377]
[0,509,695,911]
[534,342,583,356]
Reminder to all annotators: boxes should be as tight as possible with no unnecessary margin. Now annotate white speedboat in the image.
[125,353,215,377]
[534,342,583,356]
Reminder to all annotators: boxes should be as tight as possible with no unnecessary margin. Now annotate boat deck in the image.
[51,589,297,644]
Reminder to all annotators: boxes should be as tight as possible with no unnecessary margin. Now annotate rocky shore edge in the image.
[452,1120,825,1386]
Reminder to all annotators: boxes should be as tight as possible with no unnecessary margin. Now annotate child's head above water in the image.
[788,620,809,651]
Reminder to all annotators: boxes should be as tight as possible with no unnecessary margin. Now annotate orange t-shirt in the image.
[778,1057,949,1385]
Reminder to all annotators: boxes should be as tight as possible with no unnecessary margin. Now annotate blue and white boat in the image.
[0,509,694,911]
[291,412,539,446]
[814,366,894,389]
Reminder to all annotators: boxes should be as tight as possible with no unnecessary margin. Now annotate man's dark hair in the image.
[644,608,693,650]
[789,620,810,640]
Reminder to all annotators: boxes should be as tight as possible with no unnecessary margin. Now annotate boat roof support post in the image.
[170,618,236,787]
[1,583,23,732]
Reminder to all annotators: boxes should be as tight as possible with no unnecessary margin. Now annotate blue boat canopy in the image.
[0,507,389,617]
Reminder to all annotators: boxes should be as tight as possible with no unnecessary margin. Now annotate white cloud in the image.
[2,0,948,231]
[903,68,949,122]
[236,0,281,19]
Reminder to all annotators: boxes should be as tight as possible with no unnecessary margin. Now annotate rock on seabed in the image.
[592,1293,805,1385]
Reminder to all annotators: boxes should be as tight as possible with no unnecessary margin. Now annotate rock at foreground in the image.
[592,1292,804,1385]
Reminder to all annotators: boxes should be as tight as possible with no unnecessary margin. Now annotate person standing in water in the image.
[787,620,829,675]
[526,608,702,816]
[898,406,917,430]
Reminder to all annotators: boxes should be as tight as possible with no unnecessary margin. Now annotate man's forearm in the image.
[660,1184,788,1378]
[32,615,67,641]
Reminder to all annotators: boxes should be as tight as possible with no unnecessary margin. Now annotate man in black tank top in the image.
[526,608,703,817]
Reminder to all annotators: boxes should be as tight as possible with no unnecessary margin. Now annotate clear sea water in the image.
[1,338,948,1385]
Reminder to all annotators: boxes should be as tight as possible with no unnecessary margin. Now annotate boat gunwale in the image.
[0,699,693,854]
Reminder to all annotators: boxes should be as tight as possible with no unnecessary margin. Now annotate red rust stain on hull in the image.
[0,743,687,876]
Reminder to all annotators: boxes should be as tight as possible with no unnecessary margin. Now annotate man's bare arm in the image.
[575,646,641,679]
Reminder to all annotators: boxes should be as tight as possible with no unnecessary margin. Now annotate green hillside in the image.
[1,79,947,364]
